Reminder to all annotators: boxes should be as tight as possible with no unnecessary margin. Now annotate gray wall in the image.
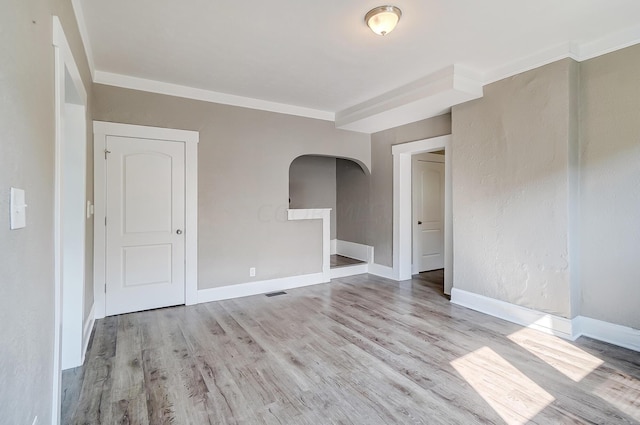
[289,155,371,245]
[289,156,337,239]
[0,1,93,423]
[451,59,577,318]
[579,45,640,329]
[337,159,370,245]
[92,84,371,288]
[370,115,452,267]
[451,49,640,329]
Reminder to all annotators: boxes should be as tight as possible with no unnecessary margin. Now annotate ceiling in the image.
[75,0,640,131]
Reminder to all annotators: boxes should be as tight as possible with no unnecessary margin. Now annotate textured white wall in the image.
[452,59,577,318]
[579,44,640,330]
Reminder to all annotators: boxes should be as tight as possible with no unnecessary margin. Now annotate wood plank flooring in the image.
[62,272,640,424]
[330,254,365,268]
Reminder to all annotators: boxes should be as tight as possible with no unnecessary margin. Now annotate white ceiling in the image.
[76,0,640,127]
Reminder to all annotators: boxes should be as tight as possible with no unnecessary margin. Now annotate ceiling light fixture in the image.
[365,5,402,36]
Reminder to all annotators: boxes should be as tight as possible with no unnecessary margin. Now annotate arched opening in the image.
[288,155,371,274]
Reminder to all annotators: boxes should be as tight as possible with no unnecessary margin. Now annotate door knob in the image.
[176,229,183,235]
[418,221,422,225]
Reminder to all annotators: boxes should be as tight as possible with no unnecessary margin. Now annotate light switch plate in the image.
[10,187,27,229]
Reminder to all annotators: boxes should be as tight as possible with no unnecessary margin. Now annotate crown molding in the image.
[484,24,640,85]
[577,23,640,61]
[94,71,335,121]
[69,0,640,127]
[483,42,580,85]
[71,0,95,79]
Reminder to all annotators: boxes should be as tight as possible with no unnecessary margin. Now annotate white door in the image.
[412,155,445,273]
[105,135,185,316]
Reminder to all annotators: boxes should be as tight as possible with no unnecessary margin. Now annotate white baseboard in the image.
[328,263,369,279]
[81,303,95,364]
[197,272,327,303]
[335,240,373,263]
[368,263,396,280]
[330,239,337,255]
[574,316,640,352]
[450,288,640,352]
[451,288,575,339]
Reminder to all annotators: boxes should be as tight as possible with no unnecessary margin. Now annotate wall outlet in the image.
[249,267,256,277]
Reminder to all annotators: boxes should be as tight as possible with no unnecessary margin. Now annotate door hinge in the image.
[104,283,107,293]
[104,149,111,159]
[105,216,107,226]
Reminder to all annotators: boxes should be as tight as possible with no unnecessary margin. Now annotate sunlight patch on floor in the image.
[508,328,604,382]
[593,371,640,421]
[451,346,555,425]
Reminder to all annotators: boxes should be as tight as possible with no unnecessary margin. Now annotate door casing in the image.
[392,135,452,295]
[93,121,199,319]
[52,16,88,425]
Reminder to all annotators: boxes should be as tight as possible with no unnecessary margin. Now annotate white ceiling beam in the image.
[335,65,483,134]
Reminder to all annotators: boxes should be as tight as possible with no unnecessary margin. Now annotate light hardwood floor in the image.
[62,272,640,424]
[330,255,365,268]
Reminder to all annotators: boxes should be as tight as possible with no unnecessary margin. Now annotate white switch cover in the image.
[10,187,27,229]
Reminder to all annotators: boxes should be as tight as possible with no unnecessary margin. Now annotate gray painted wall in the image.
[336,159,370,245]
[579,45,640,329]
[92,84,371,288]
[0,1,92,423]
[451,50,640,329]
[452,59,576,318]
[289,156,337,239]
[370,115,452,267]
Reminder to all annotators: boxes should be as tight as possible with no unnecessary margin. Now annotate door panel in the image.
[413,158,445,273]
[123,153,173,233]
[105,136,185,316]
[122,244,172,287]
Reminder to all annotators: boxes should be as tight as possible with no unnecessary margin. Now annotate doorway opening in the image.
[392,135,452,295]
[412,151,445,275]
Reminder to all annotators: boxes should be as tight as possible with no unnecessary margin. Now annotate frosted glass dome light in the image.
[365,6,402,36]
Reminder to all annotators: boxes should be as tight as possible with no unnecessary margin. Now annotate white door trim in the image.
[392,135,453,294]
[93,121,199,319]
[52,16,88,425]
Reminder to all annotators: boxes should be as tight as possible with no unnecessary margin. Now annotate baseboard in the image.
[330,239,337,255]
[368,263,396,280]
[328,263,369,279]
[574,316,640,352]
[197,272,327,303]
[81,303,95,364]
[450,288,575,339]
[450,288,640,352]
[335,240,373,263]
